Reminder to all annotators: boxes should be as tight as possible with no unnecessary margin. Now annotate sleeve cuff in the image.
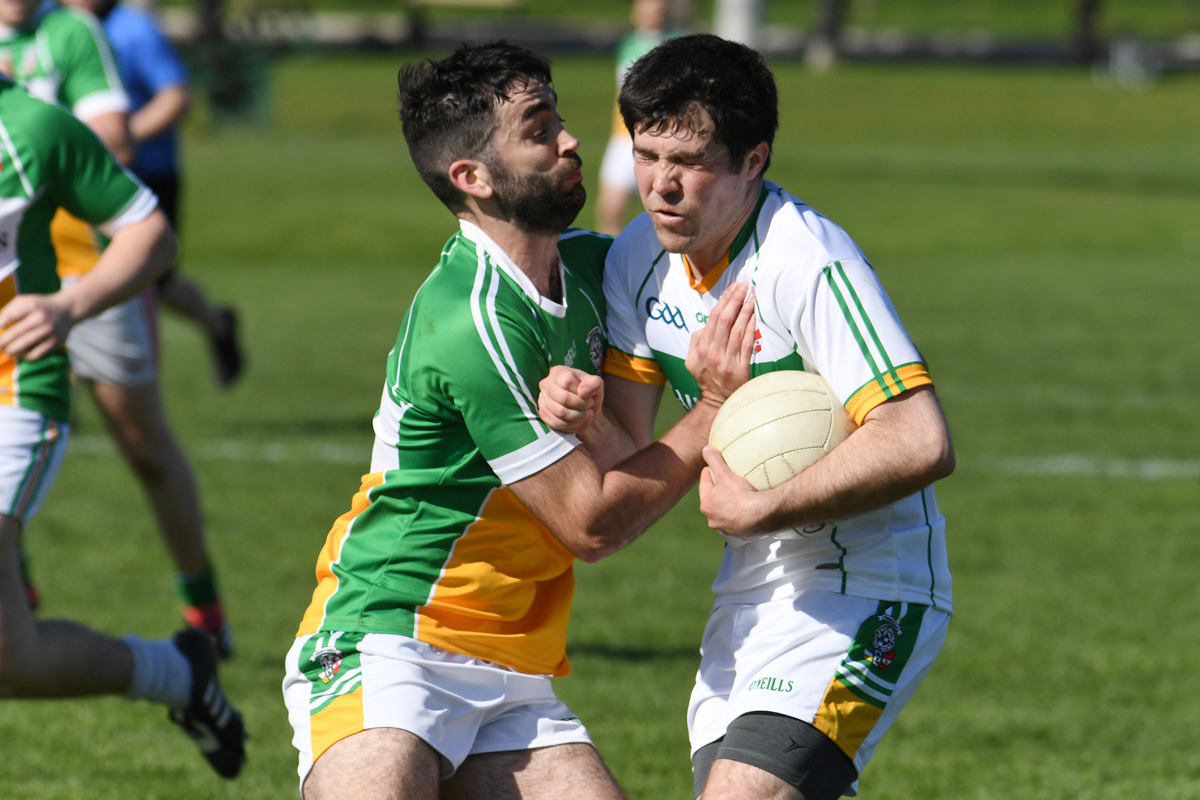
[97,186,158,237]
[487,432,581,484]
[844,363,934,425]
[73,90,130,121]
[602,347,666,385]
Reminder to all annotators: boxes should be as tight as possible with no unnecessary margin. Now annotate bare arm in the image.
[85,111,135,166]
[130,85,189,143]
[699,385,954,538]
[513,283,757,563]
[0,211,176,360]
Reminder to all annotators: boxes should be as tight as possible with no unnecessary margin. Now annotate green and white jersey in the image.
[298,220,612,678]
[0,77,154,420]
[0,5,127,120]
[604,181,951,613]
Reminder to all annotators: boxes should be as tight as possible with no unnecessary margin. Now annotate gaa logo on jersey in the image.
[865,613,903,669]
[586,327,604,371]
[646,297,688,330]
[310,646,345,683]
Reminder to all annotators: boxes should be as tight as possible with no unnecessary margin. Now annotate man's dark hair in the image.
[398,42,552,211]
[619,34,778,175]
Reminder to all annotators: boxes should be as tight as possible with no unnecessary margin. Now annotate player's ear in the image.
[448,159,494,201]
[742,142,770,180]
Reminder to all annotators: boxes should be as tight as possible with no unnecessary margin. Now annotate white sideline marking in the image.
[68,434,370,465]
[984,456,1200,480]
[66,435,1200,481]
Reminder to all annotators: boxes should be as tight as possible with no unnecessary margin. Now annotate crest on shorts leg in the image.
[865,613,902,669]
[310,645,345,683]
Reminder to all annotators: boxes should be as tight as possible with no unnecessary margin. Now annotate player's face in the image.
[632,107,760,260]
[0,0,41,27]
[488,81,586,235]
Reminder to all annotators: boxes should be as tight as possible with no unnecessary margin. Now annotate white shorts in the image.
[64,279,158,387]
[599,136,637,192]
[0,407,70,523]
[283,631,593,795]
[689,590,950,794]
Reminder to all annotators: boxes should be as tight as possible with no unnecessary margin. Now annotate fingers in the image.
[537,368,604,433]
[705,282,749,358]
[726,290,756,369]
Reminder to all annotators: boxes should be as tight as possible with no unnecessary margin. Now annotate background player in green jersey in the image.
[0,0,234,655]
[539,35,956,800]
[288,42,757,800]
[0,78,245,778]
[595,0,670,235]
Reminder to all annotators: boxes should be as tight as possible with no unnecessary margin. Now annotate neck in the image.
[685,178,763,279]
[462,212,562,302]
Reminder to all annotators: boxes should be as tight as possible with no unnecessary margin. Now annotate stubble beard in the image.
[491,155,586,235]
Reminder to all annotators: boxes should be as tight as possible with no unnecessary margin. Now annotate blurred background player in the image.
[63,0,244,389]
[594,0,669,235]
[0,0,234,657]
[0,75,245,778]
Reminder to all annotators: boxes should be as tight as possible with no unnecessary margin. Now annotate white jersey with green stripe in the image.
[603,181,951,613]
[0,78,153,421]
[297,220,612,678]
[0,6,128,120]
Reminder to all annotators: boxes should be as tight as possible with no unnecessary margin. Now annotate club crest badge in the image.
[586,327,605,372]
[865,613,902,669]
[310,645,345,683]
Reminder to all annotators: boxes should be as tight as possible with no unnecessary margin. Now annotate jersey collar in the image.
[682,183,769,295]
[458,219,568,319]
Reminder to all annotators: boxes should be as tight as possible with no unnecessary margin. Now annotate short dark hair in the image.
[398,42,553,212]
[619,34,778,175]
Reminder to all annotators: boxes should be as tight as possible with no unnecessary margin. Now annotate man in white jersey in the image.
[538,35,955,800]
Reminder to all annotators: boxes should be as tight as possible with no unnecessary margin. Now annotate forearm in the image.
[574,396,721,560]
[57,213,176,321]
[130,86,188,143]
[705,386,955,538]
[576,407,639,472]
[754,417,951,532]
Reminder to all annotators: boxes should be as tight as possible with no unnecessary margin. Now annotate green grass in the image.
[5,54,1200,798]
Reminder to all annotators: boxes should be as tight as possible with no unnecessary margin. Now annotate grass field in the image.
[4,54,1200,798]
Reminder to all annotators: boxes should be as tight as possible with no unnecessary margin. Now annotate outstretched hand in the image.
[699,445,772,539]
[0,294,76,362]
[538,365,605,434]
[686,282,757,408]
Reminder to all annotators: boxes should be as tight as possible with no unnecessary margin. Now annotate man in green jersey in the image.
[0,0,234,656]
[0,78,246,777]
[284,42,756,799]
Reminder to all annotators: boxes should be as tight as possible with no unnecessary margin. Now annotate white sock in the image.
[122,635,192,707]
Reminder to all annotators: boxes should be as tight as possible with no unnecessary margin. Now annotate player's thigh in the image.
[305,727,440,800]
[702,758,803,800]
[65,288,158,388]
[444,743,624,800]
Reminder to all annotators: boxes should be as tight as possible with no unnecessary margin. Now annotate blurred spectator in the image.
[595,0,671,235]
[65,0,244,388]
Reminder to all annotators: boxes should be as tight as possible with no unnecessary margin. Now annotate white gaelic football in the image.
[709,370,857,491]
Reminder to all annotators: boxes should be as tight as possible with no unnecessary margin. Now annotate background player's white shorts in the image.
[283,631,593,796]
[63,279,158,387]
[0,407,70,522]
[599,136,637,192]
[689,589,950,795]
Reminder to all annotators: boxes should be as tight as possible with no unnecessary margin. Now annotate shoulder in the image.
[1,81,79,144]
[557,227,612,275]
[42,6,101,37]
[607,213,665,279]
[758,183,869,278]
